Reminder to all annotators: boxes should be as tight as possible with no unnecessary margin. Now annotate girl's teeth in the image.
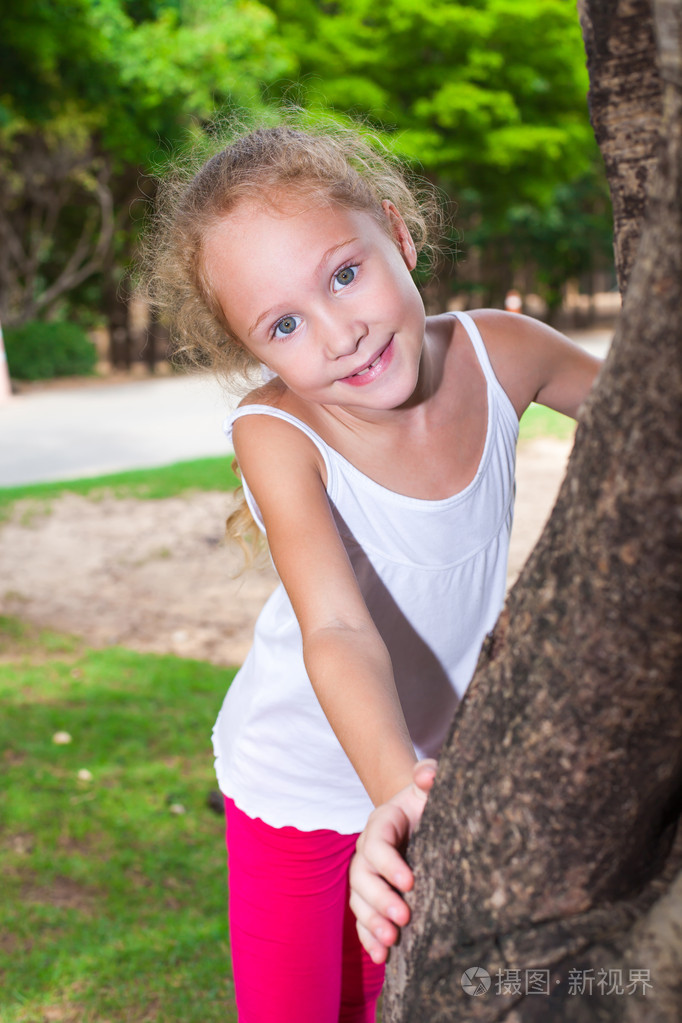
[355,355,381,377]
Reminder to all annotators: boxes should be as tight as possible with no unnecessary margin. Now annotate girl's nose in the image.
[325,317,368,359]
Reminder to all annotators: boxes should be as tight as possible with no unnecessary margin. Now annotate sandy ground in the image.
[0,436,572,665]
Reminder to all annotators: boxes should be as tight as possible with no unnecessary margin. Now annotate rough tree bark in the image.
[579,0,664,289]
[383,1,682,1020]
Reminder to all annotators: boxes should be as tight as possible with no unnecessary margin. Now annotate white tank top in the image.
[212,312,518,832]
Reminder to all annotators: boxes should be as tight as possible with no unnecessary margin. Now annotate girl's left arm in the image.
[468,309,603,419]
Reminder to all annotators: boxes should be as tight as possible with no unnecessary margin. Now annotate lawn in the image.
[0,617,238,1023]
[0,457,241,523]
[518,401,575,441]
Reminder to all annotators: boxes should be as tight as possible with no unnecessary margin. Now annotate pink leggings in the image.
[224,797,385,1022]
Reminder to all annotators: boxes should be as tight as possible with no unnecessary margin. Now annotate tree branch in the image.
[35,169,115,315]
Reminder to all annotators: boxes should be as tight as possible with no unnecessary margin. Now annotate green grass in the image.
[0,457,241,522]
[0,617,238,1023]
[518,402,576,442]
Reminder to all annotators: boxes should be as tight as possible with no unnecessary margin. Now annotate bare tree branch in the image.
[35,172,115,314]
[0,135,117,325]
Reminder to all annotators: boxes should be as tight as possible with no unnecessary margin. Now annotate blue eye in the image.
[333,265,358,292]
[273,315,301,338]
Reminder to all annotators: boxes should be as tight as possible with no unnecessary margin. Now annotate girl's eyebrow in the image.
[314,237,358,275]
[248,237,358,337]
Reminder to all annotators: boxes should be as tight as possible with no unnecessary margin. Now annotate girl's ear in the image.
[381,200,418,271]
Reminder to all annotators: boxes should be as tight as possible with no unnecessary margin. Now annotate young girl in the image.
[148,120,600,1021]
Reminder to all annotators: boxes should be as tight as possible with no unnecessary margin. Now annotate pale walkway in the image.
[0,372,239,486]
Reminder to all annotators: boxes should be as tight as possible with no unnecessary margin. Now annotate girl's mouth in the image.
[341,337,394,386]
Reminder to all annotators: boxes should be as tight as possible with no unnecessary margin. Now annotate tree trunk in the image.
[578,0,664,291]
[104,269,133,370]
[383,2,682,1020]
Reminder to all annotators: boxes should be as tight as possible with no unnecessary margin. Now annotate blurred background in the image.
[0,0,617,387]
[0,4,619,1022]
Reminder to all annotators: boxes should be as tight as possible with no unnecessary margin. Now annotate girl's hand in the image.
[349,759,437,964]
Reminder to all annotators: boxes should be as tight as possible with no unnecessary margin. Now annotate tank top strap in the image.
[225,405,332,472]
[450,311,518,428]
[224,405,335,531]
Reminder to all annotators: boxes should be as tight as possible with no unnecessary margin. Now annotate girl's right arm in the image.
[232,411,418,808]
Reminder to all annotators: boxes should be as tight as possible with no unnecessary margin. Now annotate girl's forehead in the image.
[205,198,385,259]
[245,185,337,217]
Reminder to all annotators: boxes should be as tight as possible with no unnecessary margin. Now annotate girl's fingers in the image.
[355,806,414,889]
[351,832,414,897]
[349,872,410,934]
[350,890,401,944]
[412,758,437,794]
[349,769,438,960]
[356,920,390,964]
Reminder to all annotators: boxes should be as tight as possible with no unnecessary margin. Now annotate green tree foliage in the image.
[263,0,589,199]
[467,168,615,311]
[2,0,290,166]
[261,0,613,303]
[0,0,292,325]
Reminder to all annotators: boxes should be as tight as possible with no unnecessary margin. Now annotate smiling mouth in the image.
[342,337,394,384]
[353,353,383,377]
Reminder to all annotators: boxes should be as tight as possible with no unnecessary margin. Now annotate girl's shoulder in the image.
[424,307,519,361]
[425,307,529,348]
[232,378,329,488]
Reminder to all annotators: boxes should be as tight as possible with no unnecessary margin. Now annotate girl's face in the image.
[202,195,427,416]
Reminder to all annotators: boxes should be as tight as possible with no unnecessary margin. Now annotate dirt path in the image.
[0,437,572,665]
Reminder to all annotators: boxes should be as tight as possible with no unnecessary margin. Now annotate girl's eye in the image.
[332,265,358,292]
[273,315,301,339]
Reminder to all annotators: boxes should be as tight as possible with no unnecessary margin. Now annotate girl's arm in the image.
[468,308,603,419]
[232,411,418,807]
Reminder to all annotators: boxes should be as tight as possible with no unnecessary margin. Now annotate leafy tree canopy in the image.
[0,0,293,168]
[261,0,599,220]
[0,0,612,327]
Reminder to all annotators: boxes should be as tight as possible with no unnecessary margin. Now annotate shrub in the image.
[3,320,98,380]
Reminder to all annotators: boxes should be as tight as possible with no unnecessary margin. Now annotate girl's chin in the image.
[346,372,422,413]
